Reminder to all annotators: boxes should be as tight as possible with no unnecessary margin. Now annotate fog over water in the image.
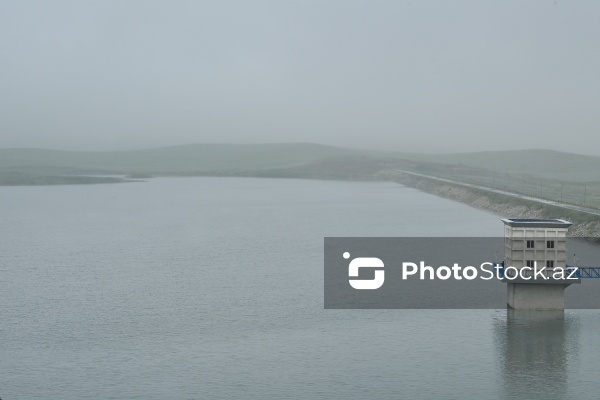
[3,1,600,399]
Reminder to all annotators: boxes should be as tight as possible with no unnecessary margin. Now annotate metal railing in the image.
[568,266,600,278]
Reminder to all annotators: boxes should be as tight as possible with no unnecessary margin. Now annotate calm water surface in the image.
[1,177,600,399]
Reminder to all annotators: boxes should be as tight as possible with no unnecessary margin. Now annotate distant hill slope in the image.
[1,143,599,184]
[0,143,373,175]
[400,150,600,182]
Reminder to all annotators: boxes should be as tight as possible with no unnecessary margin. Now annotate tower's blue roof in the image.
[502,218,572,228]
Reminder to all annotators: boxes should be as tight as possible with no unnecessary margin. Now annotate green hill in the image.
[0,143,368,175]
[0,143,402,184]
[1,144,600,191]
[400,149,600,182]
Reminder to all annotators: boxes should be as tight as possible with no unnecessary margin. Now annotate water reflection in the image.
[495,310,577,400]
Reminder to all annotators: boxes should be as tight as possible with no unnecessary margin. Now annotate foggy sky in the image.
[1,1,600,154]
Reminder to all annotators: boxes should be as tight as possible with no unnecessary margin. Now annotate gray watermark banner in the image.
[324,237,600,309]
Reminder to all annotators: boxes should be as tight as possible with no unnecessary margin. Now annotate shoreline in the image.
[3,169,600,237]
[384,171,600,237]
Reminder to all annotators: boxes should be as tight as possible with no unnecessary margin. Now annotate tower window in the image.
[526,260,535,268]
[526,240,535,248]
[547,240,555,249]
[546,260,554,269]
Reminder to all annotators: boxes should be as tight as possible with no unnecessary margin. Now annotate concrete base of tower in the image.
[507,283,571,310]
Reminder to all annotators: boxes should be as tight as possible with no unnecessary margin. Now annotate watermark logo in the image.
[325,238,588,309]
[345,252,385,290]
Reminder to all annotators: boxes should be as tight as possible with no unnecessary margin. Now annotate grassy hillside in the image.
[1,144,600,207]
[400,149,600,182]
[0,143,371,175]
[0,171,131,186]
[5,144,599,181]
[0,143,399,185]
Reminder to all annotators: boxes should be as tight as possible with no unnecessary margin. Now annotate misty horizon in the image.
[3,141,600,159]
[3,2,600,397]
[2,1,600,155]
